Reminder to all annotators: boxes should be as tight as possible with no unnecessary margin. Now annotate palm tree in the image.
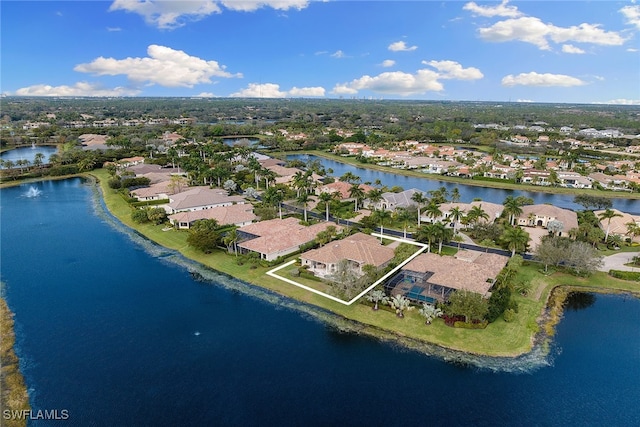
[222,228,239,256]
[372,209,392,241]
[447,206,465,234]
[389,294,413,318]
[297,192,312,222]
[502,226,530,257]
[598,208,623,242]
[318,191,336,221]
[411,191,427,227]
[430,221,453,254]
[340,171,360,184]
[503,196,524,226]
[394,207,413,239]
[424,201,442,224]
[450,187,461,203]
[366,289,389,311]
[33,152,45,169]
[415,223,438,253]
[419,303,443,325]
[466,204,489,226]
[349,183,365,212]
[366,188,384,210]
[264,186,285,219]
[626,221,640,240]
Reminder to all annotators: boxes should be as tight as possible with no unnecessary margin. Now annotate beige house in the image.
[300,233,395,278]
[387,250,509,303]
[594,209,640,243]
[165,187,246,214]
[237,218,342,261]
[169,204,256,229]
[421,201,504,228]
[515,204,578,236]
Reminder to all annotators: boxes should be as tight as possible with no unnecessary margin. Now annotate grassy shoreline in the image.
[0,296,30,427]
[86,168,640,359]
[279,149,640,200]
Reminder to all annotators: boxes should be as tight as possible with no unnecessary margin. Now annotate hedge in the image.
[609,270,640,282]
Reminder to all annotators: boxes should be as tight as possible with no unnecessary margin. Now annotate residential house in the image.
[386,250,509,303]
[593,209,640,243]
[168,204,256,229]
[371,188,426,211]
[237,218,341,261]
[300,233,395,278]
[588,172,630,191]
[165,187,246,214]
[515,204,578,236]
[316,181,375,201]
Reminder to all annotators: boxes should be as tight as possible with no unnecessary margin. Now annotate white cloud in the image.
[333,59,483,97]
[106,27,122,32]
[196,92,217,97]
[109,0,221,30]
[502,72,586,87]
[381,59,395,67]
[109,1,310,29]
[388,41,418,52]
[478,16,625,50]
[230,83,325,98]
[620,5,640,30]
[562,44,585,54]
[627,47,639,52]
[332,69,443,97]
[592,98,640,105]
[288,86,325,97]
[220,1,309,12]
[516,99,534,103]
[15,82,140,97]
[74,45,242,88]
[463,0,522,18]
[331,50,346,58]
[423,60,483,80]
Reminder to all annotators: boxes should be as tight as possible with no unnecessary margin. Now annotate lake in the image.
[1,179,639,426]
[0,145,58,167]
[288,154,640,214]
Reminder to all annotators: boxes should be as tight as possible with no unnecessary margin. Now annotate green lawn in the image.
[89,169,640,358]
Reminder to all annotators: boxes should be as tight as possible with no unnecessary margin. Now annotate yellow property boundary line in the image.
[266,233,429,306]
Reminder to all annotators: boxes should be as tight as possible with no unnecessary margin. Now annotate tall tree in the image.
[446,290,488,323]
[318,191,337,221]
[503,196,524,226]
[411,191,427,227]
[349,183,365,212]
[502,226,530,257]
[598,208,623,242]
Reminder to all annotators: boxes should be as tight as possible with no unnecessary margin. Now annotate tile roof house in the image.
[165,187,246,214]
[300,233,395,278]
[237,218,342,261]
[515,204,578,236]
[593,209,640,243]
[370,188,426,211]
[316,181,375,200]
[387,250,509,303]
[168,204,256,229]
[130,181,173,201]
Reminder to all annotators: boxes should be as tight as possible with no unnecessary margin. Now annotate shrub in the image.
[108,177,122,189]
[131,208,150,224]
[453,320,488,329]
[609,270,640,281]
[503,308,516,322]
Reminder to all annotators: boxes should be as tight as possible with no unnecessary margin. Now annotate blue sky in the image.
[2,1,639,104]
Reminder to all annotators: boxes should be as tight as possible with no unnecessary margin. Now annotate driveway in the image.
[599,252,640,272]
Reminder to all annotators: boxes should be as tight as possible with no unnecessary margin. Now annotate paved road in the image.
[599,252,640,272]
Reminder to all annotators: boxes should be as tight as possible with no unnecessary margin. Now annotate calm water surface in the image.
[1,179,639,426]
[1,146,57,166]
[288,154,640,214]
